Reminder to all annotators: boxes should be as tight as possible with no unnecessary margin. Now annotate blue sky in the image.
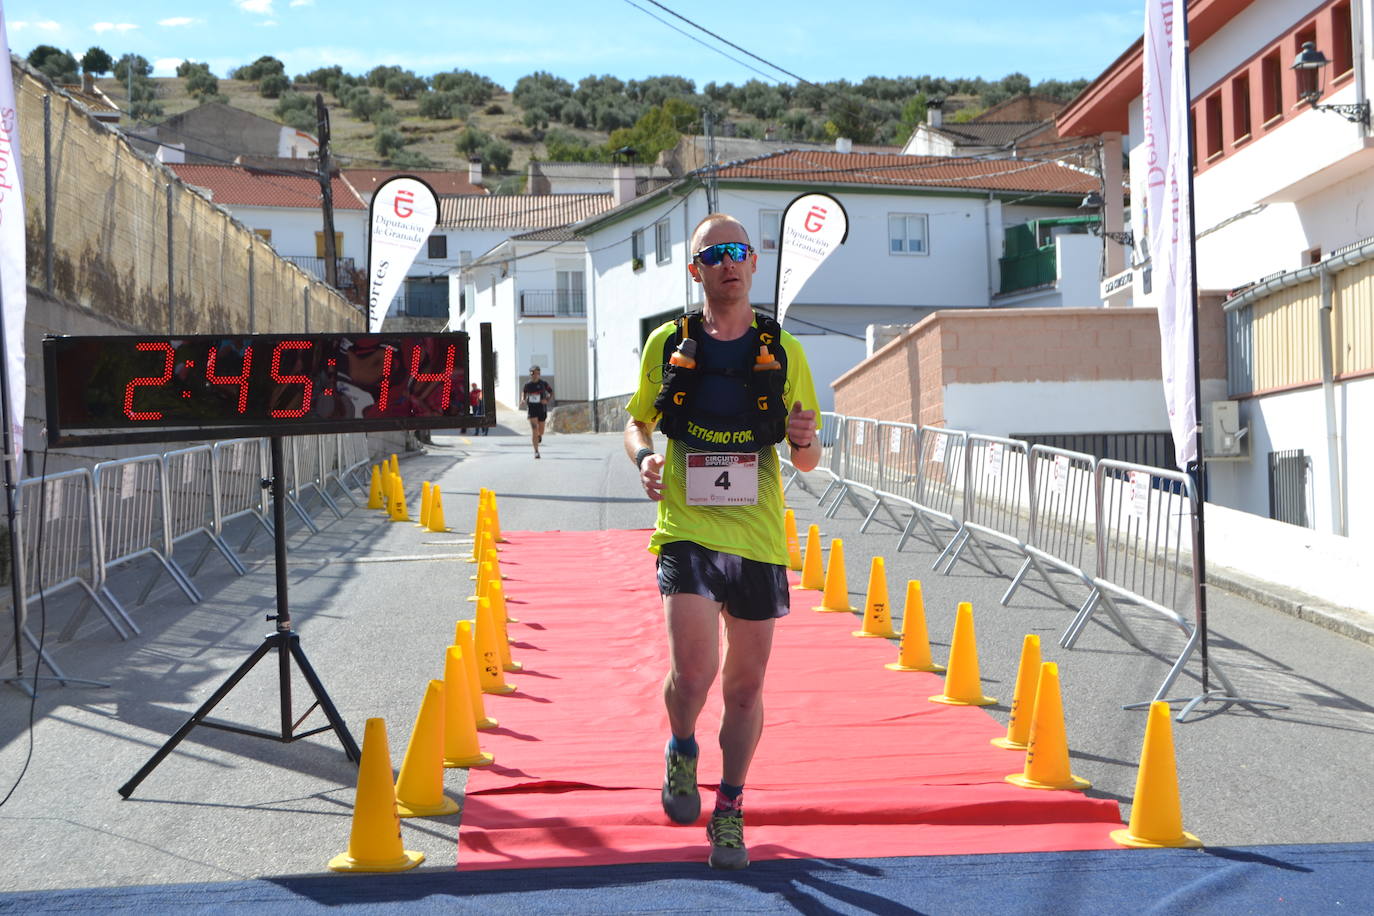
[4,1,1144,91]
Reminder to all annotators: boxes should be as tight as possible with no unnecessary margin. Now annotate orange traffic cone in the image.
[886,580,945,672]
[454,620,497,729]
[993,635,1042,750]
[328,718,424,872]
[854,556,897,637]
[475,597,516,695]
[929,602,997,706]
[797,525,825,590]
[1111,701,1202,848]
[428,487,448,532]
[813,538,856,612]
[366,465,384,509]
[418,481,433,528]
[1006,662,1090,791]
[784,509,803,571]
[442,645,495,768]
[395,680,461,817]
[488,576,522,672]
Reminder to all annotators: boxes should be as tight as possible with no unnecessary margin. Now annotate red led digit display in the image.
[45,332,479,446]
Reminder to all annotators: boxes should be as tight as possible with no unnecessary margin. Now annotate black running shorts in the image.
[656,540,791,621]
[527,404,548,421]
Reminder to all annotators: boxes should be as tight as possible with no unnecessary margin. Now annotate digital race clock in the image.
[44,330,493,446]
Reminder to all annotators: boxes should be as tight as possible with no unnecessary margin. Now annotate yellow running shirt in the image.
[627,316,821,566]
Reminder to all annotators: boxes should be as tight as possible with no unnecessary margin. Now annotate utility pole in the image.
[315,93,339,289]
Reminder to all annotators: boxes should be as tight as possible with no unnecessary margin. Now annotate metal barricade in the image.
[941,434,1032,577]
[212,438,273,551]
[870,421,922,534]
[324,434,363,508]
[291,435,345,520]
[897,426,968,564]
[782,411,843,502]
[338,433,373,492]
[164,445,247,578]
[279,438,321,533]
[1062,459,1237,705]
[92,454,202,621]
[825,416,884,520]
[11,468,133,644]
[1002,445,1099,612]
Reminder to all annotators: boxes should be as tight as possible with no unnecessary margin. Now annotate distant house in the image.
[128,101,318,165]
[902,94,1069,158]
[524,160,672,195]
[59,74,121,125]
[572,149,1099,413]
[661,135,897,177]
[167,162,367,299]
[343,165,488,202]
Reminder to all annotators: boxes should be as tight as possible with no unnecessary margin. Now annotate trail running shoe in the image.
[707,805,748,870]
[661,744,700,824]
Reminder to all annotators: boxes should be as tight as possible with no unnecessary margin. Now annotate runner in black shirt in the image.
[520,366,554,458]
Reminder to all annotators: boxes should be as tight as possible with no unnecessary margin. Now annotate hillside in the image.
[93,67,1081,185]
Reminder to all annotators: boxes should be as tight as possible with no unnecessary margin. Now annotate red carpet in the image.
[457,529,1123,870]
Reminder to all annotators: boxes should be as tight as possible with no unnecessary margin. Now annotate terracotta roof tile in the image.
[439,193,613,229]
[168,163,366,209]
[343,168,488,197]
[710,150,1097,195]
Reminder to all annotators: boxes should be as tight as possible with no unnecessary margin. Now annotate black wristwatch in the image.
[634,447,655,469]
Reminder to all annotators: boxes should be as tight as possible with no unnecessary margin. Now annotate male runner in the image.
[520,366,553,458]
[624,213,821,869]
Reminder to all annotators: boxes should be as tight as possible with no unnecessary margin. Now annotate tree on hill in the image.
[230,55,285,82]
[113,53,152,82]
[81,47,113,76]
[178,62,220,100]
[28,45,79,84]
[431,70,500,105]
[274,92,317,133]
[607,97,699,163]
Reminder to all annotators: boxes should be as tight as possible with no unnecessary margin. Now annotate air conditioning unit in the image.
[1206,400,1249,459]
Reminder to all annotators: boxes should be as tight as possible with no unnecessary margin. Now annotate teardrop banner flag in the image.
[774,192,848,327]
[367,175,439,332]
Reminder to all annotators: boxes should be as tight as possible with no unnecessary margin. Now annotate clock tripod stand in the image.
[119,436,359,798]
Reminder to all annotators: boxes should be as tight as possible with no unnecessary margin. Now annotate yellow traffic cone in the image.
[813,538,856,612]
[454,620,497,729]
[993,635,1042,750]
[395,680,461,817]
[471,545,505,582]
[784,509,803,571]
[418,481,432,528]
[886,580,945,672]
[488,490,506,542]
[854,556,897,637]
[428,488,448,532]
[442,645,495,768]
[467,527,492,565]
[366,465,384,509]
[798,524,825,590]
[1006,662,1090,791]
[328,718,425,872]
[389,472,409,521]
[1111,701,1203,848]
[468,505,488,561]
[475,597,516,695]
[467,559,494,604]
[489,576,522,672]
[379,464,393,508]
[390,453,399,478]
[929,602,997,706]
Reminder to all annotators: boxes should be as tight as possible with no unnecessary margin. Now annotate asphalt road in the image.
[1,418,1371,893]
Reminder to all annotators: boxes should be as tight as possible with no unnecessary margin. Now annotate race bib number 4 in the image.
[527,393,541,404]
[686,453,759,506]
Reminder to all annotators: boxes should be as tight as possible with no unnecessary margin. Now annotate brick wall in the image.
[833,301,1227,425]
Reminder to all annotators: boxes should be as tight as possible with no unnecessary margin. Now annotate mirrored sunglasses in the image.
[693,242,754,266]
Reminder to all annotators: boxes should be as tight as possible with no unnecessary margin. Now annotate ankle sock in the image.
[715,782,743,811]
[668,734,699,758]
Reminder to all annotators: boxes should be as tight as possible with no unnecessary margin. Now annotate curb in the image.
[1206,564,1374,647]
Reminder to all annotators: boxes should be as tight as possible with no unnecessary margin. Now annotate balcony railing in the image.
[520,289,586,317]
[283,256,358,289]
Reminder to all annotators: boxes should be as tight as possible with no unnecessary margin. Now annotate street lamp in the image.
[1078,191,1134,248]
[1290,41,1370,127]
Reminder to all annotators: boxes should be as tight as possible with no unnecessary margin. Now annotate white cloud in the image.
[153,58,187,76]
[92,22,139,34]
[289,0,315,6]
[10,20,63,33]
[236,0,275,14]
[259,19,279,27]
[158,17,198,28]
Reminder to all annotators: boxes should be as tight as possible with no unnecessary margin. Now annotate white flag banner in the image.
[774,192,848,327]
[367,175,438,333]
[0,14,27,466]
[1143,0,1197,470]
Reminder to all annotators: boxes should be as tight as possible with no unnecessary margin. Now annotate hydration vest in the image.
[651,311,789,452]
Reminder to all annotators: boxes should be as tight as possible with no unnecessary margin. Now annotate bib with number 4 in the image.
[686,452,758,506]
[528,393,541,404]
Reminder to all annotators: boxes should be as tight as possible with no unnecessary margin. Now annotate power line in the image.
[618,0,781,85]
[636,0,815,87]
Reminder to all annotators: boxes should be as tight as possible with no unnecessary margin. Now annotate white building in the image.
[1057,0,1374,540]
[572,150,1101,413]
